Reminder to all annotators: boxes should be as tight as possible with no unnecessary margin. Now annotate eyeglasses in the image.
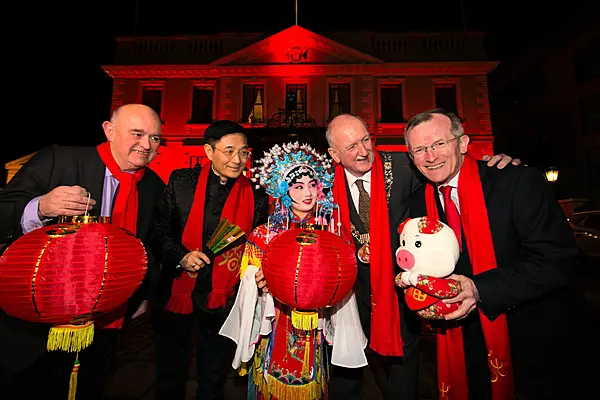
[410,135,464,157]
[212,146,250,160]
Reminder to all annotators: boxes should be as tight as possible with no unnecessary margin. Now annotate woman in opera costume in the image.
[219,142,367,400]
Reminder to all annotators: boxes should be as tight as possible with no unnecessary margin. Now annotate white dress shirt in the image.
[437,171,461,215]
[344,169,372,211]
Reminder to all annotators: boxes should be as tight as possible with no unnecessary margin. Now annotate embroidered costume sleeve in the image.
[240,224,269,279]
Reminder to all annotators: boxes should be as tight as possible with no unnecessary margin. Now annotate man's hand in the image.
[38,185,96,219]
[180,250,211,273]
[443,274,479,320]
[255,268,269,294]
[482,154,521,169]
[131,300,148,319]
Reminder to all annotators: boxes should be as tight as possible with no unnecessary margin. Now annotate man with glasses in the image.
[403,109,583,400]
[150,120,268,400]
[325,113,519,400]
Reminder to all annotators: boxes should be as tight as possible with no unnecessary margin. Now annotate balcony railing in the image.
[109,31,489,65]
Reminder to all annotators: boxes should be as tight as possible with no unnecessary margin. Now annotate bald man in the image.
[0,104,166,400]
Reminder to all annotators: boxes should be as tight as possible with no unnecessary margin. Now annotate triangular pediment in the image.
[211,25,381,66]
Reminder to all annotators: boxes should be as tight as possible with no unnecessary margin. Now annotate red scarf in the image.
[165,165,255,313]
[96,141,145,329]
[96,142,144,235]
[425,154,514,400]
[331,151,404,356]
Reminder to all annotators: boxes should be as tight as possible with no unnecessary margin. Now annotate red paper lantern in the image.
[262,226,357,330]
[0,216,147,352]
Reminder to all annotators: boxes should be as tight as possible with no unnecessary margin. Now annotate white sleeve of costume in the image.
[327,291,369,368]
[219,265,275,369]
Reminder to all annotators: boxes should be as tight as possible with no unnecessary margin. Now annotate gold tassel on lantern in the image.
[47,321,94,352]
[68,353,80,400]
[291,309,318,330]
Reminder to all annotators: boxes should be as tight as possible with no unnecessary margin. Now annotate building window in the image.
[243,85,265,123]
[329,83,350,120]
[285,84,307,121]
[190,86,214,124]
[380,84,404,122]
[435,83,459,117]
[141,86,163,119]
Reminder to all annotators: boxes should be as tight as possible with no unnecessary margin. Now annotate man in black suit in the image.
[0,104,166,400]
[404,109,583,400]
[150,120,269,400]
[325,113,518,400]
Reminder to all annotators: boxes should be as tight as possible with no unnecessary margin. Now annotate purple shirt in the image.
[20,168,120,234]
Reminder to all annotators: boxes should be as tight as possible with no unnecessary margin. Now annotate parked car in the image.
[567,210,600,263]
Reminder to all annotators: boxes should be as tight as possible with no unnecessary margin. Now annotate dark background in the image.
[2,1,595,185]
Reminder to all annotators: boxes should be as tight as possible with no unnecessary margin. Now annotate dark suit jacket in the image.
[0,145,165,371]
[347,152,425,353]
[409,161,580,389]
[149,166,269,320]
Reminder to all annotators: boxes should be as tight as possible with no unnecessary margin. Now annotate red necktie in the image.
[440,185,462,251]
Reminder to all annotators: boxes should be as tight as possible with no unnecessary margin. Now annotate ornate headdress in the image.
[250,142,335,221]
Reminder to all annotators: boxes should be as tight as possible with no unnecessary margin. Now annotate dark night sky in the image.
[2,1,595,184]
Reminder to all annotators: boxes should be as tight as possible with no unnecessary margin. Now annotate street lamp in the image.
[545,167,559,183]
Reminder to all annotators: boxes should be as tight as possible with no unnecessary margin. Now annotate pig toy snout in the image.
[396,249,415,270]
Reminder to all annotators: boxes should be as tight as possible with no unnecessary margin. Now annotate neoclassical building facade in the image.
[104,25,497,182]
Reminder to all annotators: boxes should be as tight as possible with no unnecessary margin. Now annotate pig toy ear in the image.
[418,216,443,234]
[398,218,411,235]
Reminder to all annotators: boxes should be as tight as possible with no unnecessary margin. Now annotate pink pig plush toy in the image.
[394,216,462,319]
